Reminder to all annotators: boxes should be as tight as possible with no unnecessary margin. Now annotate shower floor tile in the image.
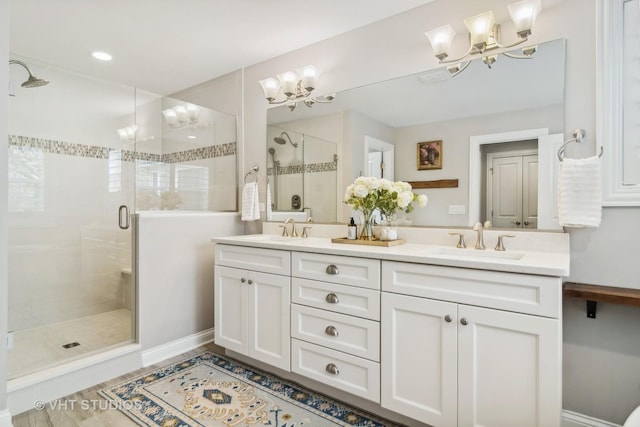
[8,308,133,379]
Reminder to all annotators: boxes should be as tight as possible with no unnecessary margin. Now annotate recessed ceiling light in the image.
[187,135,197,139]
[91,51,112,61]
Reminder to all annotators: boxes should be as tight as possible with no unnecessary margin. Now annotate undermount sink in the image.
[428,247,525,260]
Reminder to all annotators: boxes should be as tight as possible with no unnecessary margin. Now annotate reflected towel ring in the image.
[557,129,604,161]
[244,165,259,184]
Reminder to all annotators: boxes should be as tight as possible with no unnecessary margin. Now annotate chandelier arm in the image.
[494,37,527,50]
[311,97,334,103]
[438,44,474,64]
[448,61,472,77]
[502,51,535,60]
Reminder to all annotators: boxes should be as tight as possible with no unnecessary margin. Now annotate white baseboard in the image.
[0,409,12,427]
[141,328,215,367]
[563,410,622,427]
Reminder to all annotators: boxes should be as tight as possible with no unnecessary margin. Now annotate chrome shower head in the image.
[274,132,299,147]
[9,60,49,88]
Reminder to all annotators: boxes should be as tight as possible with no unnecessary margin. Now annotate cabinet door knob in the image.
[460,318,468,326]
[247,279,253,285]
[444,315,452,323]
[325,264,340,275]
[240,277,246,283]
[325,363,339,375]
[325,293,340,304]
[325,325,339,337]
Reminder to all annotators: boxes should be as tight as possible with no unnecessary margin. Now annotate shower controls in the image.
[292,194,301,210]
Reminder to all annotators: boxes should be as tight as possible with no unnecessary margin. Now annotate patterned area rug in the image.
[100,351,395,427]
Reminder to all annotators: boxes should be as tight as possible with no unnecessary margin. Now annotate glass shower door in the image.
[7,56,137,379]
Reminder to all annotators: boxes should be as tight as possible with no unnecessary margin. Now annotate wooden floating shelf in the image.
[407,179,458,189]
[563,282,640,318]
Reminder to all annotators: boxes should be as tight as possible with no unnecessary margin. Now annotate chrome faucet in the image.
[472,221,491,250]
[284,217,298,237]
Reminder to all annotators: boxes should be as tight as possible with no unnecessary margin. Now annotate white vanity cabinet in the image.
[381,261,562,427]
[214,245,291,371]
[290,252,382,402]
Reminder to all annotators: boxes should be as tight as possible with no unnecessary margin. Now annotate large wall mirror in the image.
[266,38,565,228]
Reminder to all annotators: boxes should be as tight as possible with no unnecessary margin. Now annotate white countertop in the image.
[211,234,570,277]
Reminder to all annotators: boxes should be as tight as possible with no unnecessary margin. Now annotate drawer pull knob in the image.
[325,363,340,375]
[460,318,468,326]
[444,315,452,323]
[240,277,246,283]
[325,293,340,304]
[247,279,254,285]
[325,264,340,275]
[325,326,339,337]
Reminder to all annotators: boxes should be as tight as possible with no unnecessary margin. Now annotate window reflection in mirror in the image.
[266,38,565,228]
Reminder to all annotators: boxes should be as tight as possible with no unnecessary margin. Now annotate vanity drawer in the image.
[292,252,380,290]
[291,304,380,361]
[291,339,380,402]
[292,278,380,320]
[215,244,290,275]
[382,261,561,318]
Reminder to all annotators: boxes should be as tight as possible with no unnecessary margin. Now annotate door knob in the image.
[460,318,468,326]
[240,277,246,283]
[444,315,452,323]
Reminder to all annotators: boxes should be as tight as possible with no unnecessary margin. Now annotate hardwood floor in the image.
[11,343,225,427]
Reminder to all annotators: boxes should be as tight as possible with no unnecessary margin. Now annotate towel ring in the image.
[244,165,259,184]
[557,129,604,161]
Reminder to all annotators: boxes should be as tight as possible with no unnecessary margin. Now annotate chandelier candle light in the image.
[344,177,428,241]
[425,0,541,76]
[259,65,335,111]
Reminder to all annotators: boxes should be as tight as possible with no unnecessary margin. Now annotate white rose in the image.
[379,178,393,192]
[397,191,413,208]
[418,194,428,207]
[353,184,369,198]
[354,176,368,186]
[364,176,380,190]
[344,184,355,201]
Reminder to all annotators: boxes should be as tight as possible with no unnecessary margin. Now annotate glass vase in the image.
[359,210,376,240]
[379,215,399,241]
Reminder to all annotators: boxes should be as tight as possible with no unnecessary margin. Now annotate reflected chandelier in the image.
[162,104,201,128]
[425,0,541,76]
[259,65,335,111]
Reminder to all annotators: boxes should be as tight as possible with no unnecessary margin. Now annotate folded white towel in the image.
[558,156,602,227]
[241,181,260,221]
[266,182,273,221]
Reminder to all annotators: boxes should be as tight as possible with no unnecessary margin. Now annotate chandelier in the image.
[425,0,541,76]
[162,104,201,128]
[259,65,335,111]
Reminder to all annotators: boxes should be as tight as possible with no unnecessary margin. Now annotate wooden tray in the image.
[331,237,406,247]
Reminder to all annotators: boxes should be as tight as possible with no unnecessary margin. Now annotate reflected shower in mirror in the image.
[266,38,565,229]
[266,125,338,223]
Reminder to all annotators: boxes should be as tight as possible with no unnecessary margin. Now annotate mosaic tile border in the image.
[267,160,338,176]
[8,135,236,163]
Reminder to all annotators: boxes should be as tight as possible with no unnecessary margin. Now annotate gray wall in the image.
[1,0,9,417]
[238,0,640,424]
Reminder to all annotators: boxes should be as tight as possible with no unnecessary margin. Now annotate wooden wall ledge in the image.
[563,282,640,318]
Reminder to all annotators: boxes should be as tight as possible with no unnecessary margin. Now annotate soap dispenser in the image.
[347,217,357,240]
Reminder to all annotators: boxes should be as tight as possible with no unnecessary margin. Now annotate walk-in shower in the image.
[7,56,136,379]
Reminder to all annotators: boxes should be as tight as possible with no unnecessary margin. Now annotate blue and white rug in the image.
[100,351,395,427]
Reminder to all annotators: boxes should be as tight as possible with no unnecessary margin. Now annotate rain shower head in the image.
[274,132,299,147]
[9,59,49,88]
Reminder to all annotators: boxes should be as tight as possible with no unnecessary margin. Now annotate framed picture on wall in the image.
[417,140,442,170]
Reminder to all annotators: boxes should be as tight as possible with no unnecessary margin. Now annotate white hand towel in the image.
[558,156,602,227]
[266,182,273,221]
[241,181,260,221]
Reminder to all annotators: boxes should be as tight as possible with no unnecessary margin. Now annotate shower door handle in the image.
[118,205,130,230]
